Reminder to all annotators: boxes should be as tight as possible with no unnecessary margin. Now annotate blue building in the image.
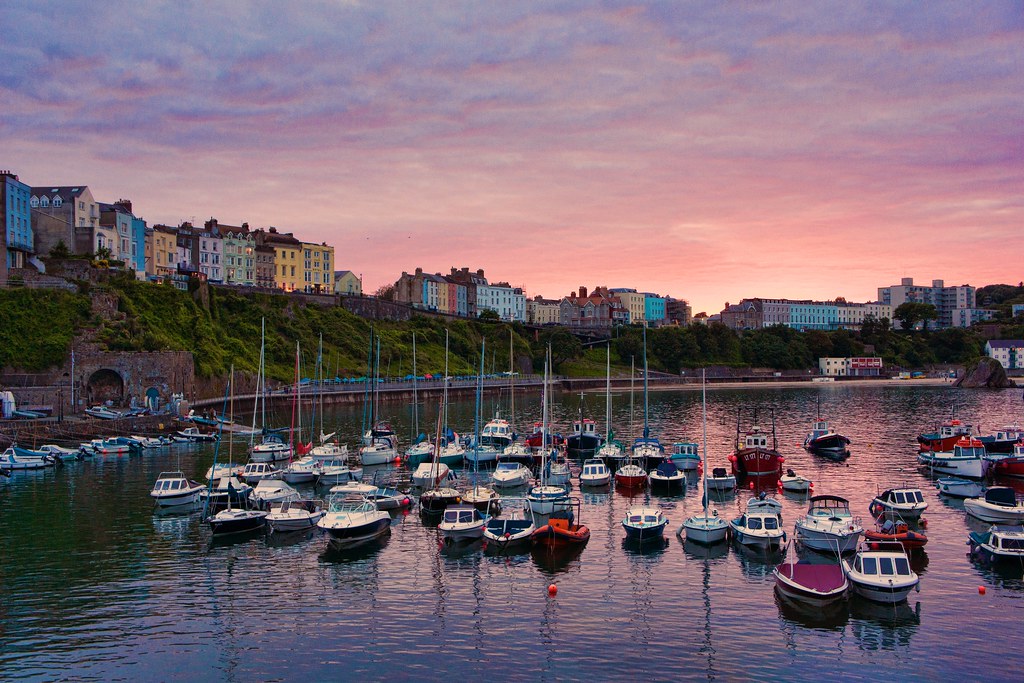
[788,302,838,331]
[100,200,147,273]
[1,171,33,272]
[643,293,666,325]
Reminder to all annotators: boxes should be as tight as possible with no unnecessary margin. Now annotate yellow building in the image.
[256,227,302,291]
[334,270,362,296]
[302,241,335,294]
[150,224,179,277]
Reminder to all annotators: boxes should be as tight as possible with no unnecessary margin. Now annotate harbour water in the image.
[2,383,1023,681]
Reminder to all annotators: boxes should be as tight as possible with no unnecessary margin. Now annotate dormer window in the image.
[40,196,50,207]
[30,196,38,208]
[53,196,62,207]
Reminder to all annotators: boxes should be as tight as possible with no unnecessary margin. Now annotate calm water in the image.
[3,384,1024,681]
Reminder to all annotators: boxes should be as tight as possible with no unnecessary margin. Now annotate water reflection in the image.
[319,533,391,563]
[775,592,850,631]
[849,599,921,651]
[530,543,585,574]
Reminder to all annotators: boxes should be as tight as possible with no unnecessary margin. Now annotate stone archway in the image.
[87,369,125,406]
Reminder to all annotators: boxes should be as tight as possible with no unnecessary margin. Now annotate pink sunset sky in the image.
[2,2,1021,314]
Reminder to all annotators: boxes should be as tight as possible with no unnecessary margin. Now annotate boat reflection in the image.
[319,532,391,564]
[734,541,785,579]
[774,591,850,631]
[265,527,321,549]
[440,537,484,558]
[531,542,585,574]
[682,537,730,561]
[849,598,921,651]
[622,535,669,556]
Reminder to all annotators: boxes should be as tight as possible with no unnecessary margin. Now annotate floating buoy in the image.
[979,585,986,595]
[920,519,928,529]
[548,584,558,596]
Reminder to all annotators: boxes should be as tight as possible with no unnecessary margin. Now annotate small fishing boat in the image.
[205,462,244,481]
[150,471,205,507]
[795,495,863,553]
[968,525,1024,563]
[614,459,648,488]
[649,460,686,491]
[329,481,378,497]
[199,476,253,508]
[964,487,1024,524]
[918,415,973,452]
[803,416,851,455]
[317,495,391,547]
[918,436,987,479]
[251,479,300,508]
[578,459,611,487]
[936,477,985,498]
[128,435,167,450]
[464,416,514,466]
[622,505,669,543]
[730,417,785,479]
[207,506,268,536]
[706,467,736,492]
[92,439,131,455]
[668,442,701,471]
[250,432,293,463]
[774,540,848,605]
[843,542,920,603]
[439,504,490,543]
[266,499,325,532]
[864,519,928,550]
[241,461,280,485]
[492,459,533,488]
[532,500,590,546]
[412,461,450,488]
[544,455,572,487]
[978,425,1024,455]
[869,488,928,521]
[780,469,812,493]
[0,447,51,470]
[989,441,1024,478]
[462,484,501,513]
[38,444,83,463]
[730,495,786,549]
[175,426,219,443]
[566,404,603,460]
[85,405,123,420]
[483,498,536,549]
[420,486,463,513]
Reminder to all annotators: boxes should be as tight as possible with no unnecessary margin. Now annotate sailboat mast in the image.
[605,344,612,443]
[629,356,635,440]
[540,347,549,486]
[509,329,515,429]
[443,329,450,435]
[642,324,650,439]
[412,332,418,440]
[474,338,485,480]
[289,340,298,454]
[250,318,265,446]
[229,364,234,464]
[701,368,708,515]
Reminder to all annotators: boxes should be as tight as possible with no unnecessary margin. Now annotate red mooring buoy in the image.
[548,584,558,596]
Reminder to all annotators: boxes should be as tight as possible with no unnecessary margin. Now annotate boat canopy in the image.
[808,494,850,505]
[985,487,1019,507]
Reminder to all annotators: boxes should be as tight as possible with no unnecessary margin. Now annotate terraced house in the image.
[255,227,302,291]
[302,241,334,294]
[207,218,255,286]
[1,171,32,278]
[30,184,99,257]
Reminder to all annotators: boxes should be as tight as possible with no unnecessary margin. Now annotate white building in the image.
[527,297,561,325]
[986,340,1024,371]
[818,357,884,377]
[477,282,526,321]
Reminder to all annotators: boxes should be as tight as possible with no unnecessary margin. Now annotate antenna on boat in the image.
[771,408,777,451]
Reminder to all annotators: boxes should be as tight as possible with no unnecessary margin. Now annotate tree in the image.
[478,308,500,322]
[374,284,395,301]
[49,240,71,259]
[537,328,582,370]
[894,302,938,332]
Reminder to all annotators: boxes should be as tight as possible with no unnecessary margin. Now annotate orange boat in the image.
[863,520,927,550]
[532,504,590,546]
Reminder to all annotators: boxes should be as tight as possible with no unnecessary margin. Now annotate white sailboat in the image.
[528,348,570,515]
[681,370,729,544]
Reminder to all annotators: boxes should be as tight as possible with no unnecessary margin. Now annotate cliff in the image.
[955,357,1017,388]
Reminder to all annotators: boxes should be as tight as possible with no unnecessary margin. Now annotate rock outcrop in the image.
[955,357,1017,388]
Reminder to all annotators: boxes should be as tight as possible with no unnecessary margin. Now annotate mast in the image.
[411,332,418,441]
[605,343,612,443]
[509,329,515,430]
[373,337,381,430]
[289,340,298,457]
[228,364,234,465]
[443,329,450,438]
[473,338,485,485]
[540,347,549,486]
[629,355,635,440]
[642,324,650,440]
[701,368,709,515]
[250,318,265,446]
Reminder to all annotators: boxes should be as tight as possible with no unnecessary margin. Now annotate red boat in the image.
[863,520,928,550]
[774,561,848,604]
[532,509,590,546]
[614,461,648,488]
[730,424,784,479]
[991,441,1024,478]
[525,423,564,449]
[917,418,973,453]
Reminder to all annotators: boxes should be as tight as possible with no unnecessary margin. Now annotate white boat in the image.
[681,371,730,545]
[578,458,611,487]
[668,442,701,471]
[918,436,986,479]
[128,435,167,449]
[176,426,219,443]
[936,477,985,498]
[91,439,131,455]
[308,440,348,461]
[492,460,533,488]
[85,405,122,420]
[439,504,490,542]
[359,437,397,466]
[150,471,206,507]
[207,507,268,535]
[527,354,571,516]
[317,495,391,547]
[266,499,325,533]
[0,447,50,470]
[730,496,785,549]
[281,456,321,484]
[706,467,736,492]
[412,461,450,488]
[199,476,252,507]
[329,481,378,497]
[780,468,812,493]
[649,460,686,490]
[465,416,514,465]
[316,457,361,486]
[205,462,243,481]
[241,461,280,484]
[622,505,669,543]
[545,457,571,486]
[843,542,920,603]
[483,498,536,548]
[795,495,863,553]
[462,484,501,512]
[363,486,412,511]
[964,487,1024,524]
[38,444,82,462]
[869,488,928,520]
[968,525,1024,563]
[250,433,293,462]
[251,479,301,507]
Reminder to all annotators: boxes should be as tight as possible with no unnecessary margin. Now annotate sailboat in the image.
[419,404,462,514]
[360,333,398,465]
[404,332,434,466]
[633,325,665,470]
[615,349,648,488]
[566,392,603,460]
[680,370,729,544]
[503,330,533,463]
[527,348,571,515]
[462,338,501,512]
[250,319,294,463]
[596,344,624,465]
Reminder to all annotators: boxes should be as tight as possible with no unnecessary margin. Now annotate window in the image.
[30,196,38,208]
[40,196,49,207]
[879,557,895,575]
[53,196,62,207]
[79,201,84,210]
[290,266,295,276]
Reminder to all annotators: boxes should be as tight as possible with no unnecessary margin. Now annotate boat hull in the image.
[151,488,203,507]
[208,511,268,536]
[796,526,862,553]
[683,516,729,544]
[918,453,985,478]
[731,448,784,478]
[848,578,915,604]
[622,520,668,543]
[963,500,1024,524]
[774,564,848,604]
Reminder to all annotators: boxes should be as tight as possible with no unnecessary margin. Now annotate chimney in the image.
[415,267,423,276]
[242,222,249,229]
[579,286,587,299]
[477,269,484,277]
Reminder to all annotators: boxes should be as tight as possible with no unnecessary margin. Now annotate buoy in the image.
[920,519,928,529]
[749,482,754,490]
[979,585,986,595]
[548,584,558,596]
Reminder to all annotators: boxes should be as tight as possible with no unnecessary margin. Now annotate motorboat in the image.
[918,417,973,453]
[918,436,987,479]
[175,426,219,443]
[359,436,398,466]
[483,498,536,549]
[532,500,590,546]
[803,419,851,454]
[404,439,435,467]
[91,439,131,455]
[566,416,603,460]
[964,487,1024,524]
[706,467,736,492]
[730,422,784,479]
[978,425,1024,454]
[308,440,348,461]
[128,435,167,450]
[363,487,412,511]
[622,505,669,543]
[578,458,611,487]
[730,495,785,549]
[632,436,666,470]
[251,479,301,508]
[412,461,450,488]
[205,462,243,481]
[843,542,920,603]
[989,441,1024,478]
[614,460,648,488]
[864,519,928,550]
[462,484,501,513]
[38,444,82,463]
[795,495,863,553]
[207,506,268,536]
[199,476,253,508]
[317,495,391,547]
[281,456,321,484]
[780,469,812,493]
[668,442,701,471]
[329,481,378,497]
[420,486,463,513]
[241,461,280,485]
[649,460,685,491]
[0,447,51,470]
[528,353,571,516]
[544,456,571,487]
[150,471,205,507]
[597,440,626,469]
[316,457,361,486]
[85,405,122,420]
[936,477,985,498]
[968,525,1024,563]
[869,488,928,521]
[774,543,848,605]
[250,433,293,463]
[465,417,514,466]
[492,459,533,488]
[502,441,534,466]
[439,504,490,543]
[266,499,325,533]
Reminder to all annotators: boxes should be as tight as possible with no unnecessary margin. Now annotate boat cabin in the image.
[851,552,914,578]
[672,443,699,456]
[443,505,484,525]
[952,437,987,458]
[735,514,780,532]
[626,511,665,528]
[153,472,193,492]
[582,461,609,476]
[743,429,771,450]
[939,420,973,439]
[985,526,1024,553]
[877,488,926,507]
[806,494,853,517]
[981,487,1022,508]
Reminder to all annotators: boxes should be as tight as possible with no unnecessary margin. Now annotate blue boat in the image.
[622,506,669,543]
